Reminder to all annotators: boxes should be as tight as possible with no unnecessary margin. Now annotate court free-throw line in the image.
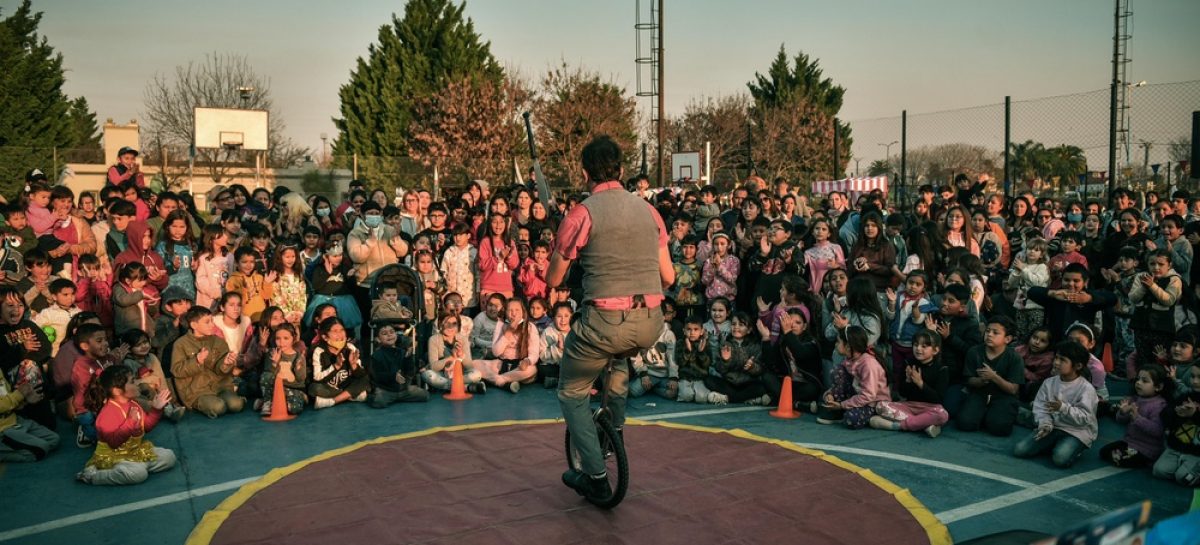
[933,466,1128,524]
[0,478,258,543]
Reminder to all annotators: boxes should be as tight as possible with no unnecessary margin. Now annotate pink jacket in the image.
[478,236,518,294]
[701,254,739,300]
[836,352,891,409]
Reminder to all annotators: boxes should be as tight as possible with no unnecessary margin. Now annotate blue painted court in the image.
[0,384,1192,545]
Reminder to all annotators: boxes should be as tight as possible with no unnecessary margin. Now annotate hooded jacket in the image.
[113,221,168,293]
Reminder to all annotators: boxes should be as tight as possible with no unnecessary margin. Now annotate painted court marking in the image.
[933,466,1128,524]
[0,406,1126,542]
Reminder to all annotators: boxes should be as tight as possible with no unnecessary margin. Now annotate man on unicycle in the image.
[548,136,675,503]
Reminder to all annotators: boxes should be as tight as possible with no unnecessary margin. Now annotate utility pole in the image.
[1140,141,1152,182]
[656,0,665,187]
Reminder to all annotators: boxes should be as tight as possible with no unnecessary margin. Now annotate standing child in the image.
[226,247,276,323]
[675,316,714,404]
[671,236,705,322]
[518,241,551,301]
[299,225,323,271]
[803,218,844,293]
[154,210,195,300]
[75,365,176,485]
[870,330,951,437]
[1007,237,1050,341]
[112,262,153,338]
[414,249,444,321]
[1048,231,1089,289]
[74,254,112,326]
[194,225,230,310]
[368,323,428,407]
[17,249,53,314]
[270,246,307,327]
[1101,246,1141,371]
[1013,340,1099,468]
[1130,249,1183,369]
[957,316,1025,436]
[885,270,931,389]
[701,233,739,302]
[33,278,80,357]
[441,223,478,311]
[818,325,890,428]
[259,324,308,416]
[1100,365,1170,468]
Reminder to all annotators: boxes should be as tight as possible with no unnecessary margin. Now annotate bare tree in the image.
[532,62,638,187]
[142,52,308,185]
[664,94,751,188]
[408,75,531,186]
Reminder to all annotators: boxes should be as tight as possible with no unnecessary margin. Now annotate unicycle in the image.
[564,357,630,509]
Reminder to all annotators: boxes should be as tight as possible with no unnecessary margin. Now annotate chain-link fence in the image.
[845,79,1200,206]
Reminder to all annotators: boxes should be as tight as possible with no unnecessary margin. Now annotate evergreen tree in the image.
[0,0,99,195]
[66,96,102,151]
[747,46,852,180]
[332,0,502,184]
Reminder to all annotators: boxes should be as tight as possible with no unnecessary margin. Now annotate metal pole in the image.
[640,142,648,176]
[1004,95,1011,199]
[1108,0,1120,198]
[52,147,58,182]
[353,153,359,180]
[832,118,840,179]
[655,0,665,187]
[900,110,907,208]
[704,140,712,186]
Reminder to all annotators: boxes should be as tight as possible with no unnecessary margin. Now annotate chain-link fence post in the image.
[1004,96,1011,199]
[900,110,907,207]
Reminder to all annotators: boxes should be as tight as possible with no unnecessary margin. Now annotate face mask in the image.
[1067,213,1082,224]
[326,339,346,352]
[364,215,383,228]
[316,208,331,218]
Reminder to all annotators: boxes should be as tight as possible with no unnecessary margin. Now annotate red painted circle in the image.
[206,423,934,545]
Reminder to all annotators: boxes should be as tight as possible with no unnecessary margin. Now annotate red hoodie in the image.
[114,221,168,294]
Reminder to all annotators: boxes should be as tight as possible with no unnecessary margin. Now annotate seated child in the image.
[70,324,113,448]
[871,330,950,437]
[368,324,428,407]
[1013,340,1099,468]
[818,325,890,428]
[16,249,53,314]
[33,278,81,357]
[629,321,678,399]
[75,365,176,485]
[773,306,823,410]
[0,368,59,462]
[370,282,414,324]
[422,315,486,394]
[1152,362,1200,486]
[1015,327,1055,403]
[674,316,714,404]
[706,312,771,406]
[259,324,308,416]
[957,315,1024,437]
[1101,365,1170,468]
[119,329,183,421]
[1065,323,1109,402]
[539,303,573,390]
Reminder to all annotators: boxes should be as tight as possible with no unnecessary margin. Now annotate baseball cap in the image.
[117,146,139,157]
[25,169,48,183]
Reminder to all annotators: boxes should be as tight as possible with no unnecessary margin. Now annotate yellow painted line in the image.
[187,418,950,545]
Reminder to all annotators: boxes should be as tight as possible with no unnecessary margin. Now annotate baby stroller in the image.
[367,263,425,385]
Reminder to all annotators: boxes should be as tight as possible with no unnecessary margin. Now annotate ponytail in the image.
[84,365,133,414]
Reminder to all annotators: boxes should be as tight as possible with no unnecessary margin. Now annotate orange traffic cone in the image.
[1101,343,1114,373]
[262,374,296,422]
[769,376,800,419]
[443,358,473,400]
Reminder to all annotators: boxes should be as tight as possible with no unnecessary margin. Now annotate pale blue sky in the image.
[6,0,1199,157]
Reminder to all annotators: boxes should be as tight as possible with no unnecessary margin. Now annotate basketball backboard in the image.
[671,151,701,182]
[194,107,269,151]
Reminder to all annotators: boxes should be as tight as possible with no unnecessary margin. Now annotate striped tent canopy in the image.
[812,176,888,202]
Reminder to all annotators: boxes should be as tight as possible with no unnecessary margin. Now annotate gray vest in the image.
[578,189,663,301]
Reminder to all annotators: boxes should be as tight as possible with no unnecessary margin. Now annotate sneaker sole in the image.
[925,426,941,438]
[815,418,843,425]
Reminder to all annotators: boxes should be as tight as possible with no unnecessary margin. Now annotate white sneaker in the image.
[76,466,97,484]
[708,392,729,405]
[508,381,521,394]
[314,397,336,409]
[260,401,273,416]
[252,399,264,412]
[354,391,368,402]
[925,425,942,438]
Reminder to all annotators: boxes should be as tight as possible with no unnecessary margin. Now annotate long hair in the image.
[273,245,304,278]
[85,365,133,414]
[199,224,226,259]
[506,298,532,360]
[159,209,194,271]
[845,276,884,322]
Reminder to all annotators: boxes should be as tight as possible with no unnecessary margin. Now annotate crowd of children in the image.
[1,160,1198,491]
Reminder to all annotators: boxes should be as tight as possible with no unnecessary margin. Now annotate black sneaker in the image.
[815,406,844,425]
[562,470,612,500]
[468,382,487,395]
[75,425,94,448]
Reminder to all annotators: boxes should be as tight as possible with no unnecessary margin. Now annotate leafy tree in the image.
[904,144,1000,186]
[66,96,101,152]
[332,0,502,183]
[142,52,309,187]
[0,0,99,195]
[532,62,638,187]
[408,75,530,186]
[745,46,850,184]
[867,159,891,177]
[1008,140,1087,191]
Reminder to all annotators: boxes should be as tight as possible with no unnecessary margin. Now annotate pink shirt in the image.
[554,181,668,310]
